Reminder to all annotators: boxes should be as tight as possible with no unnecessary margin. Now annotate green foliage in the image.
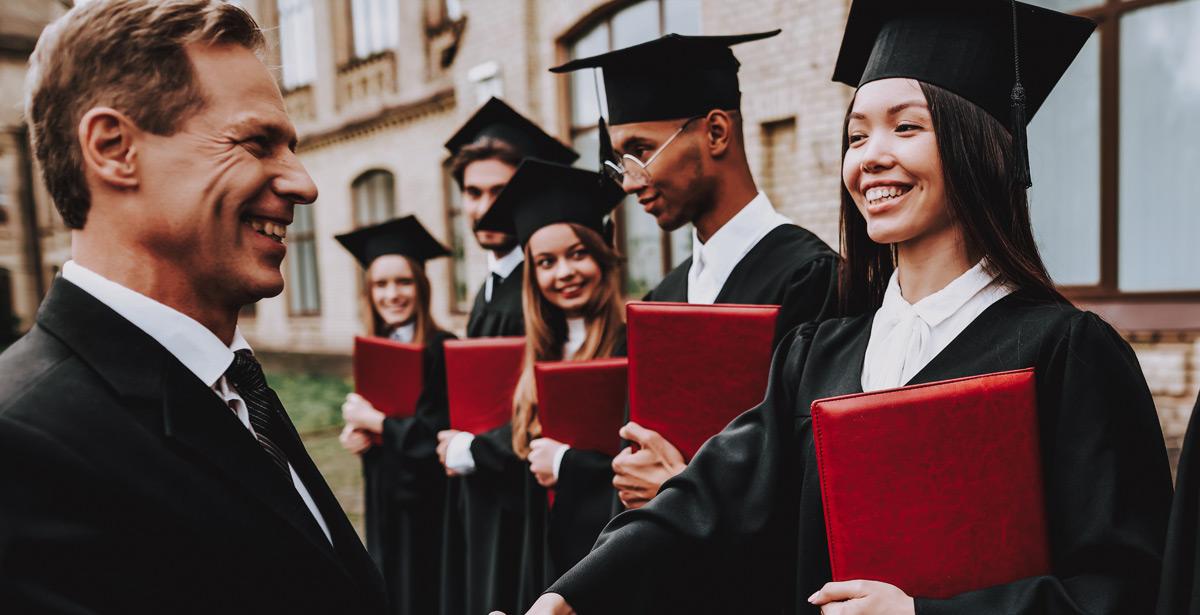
[267,371,353,433]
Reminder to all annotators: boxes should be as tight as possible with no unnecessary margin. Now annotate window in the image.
[287,205,321,316]
[350,0,400,59]
[564,0,701,296]
[278,0,318,89]
[352,170,396,226]
[1026,0,1200,304]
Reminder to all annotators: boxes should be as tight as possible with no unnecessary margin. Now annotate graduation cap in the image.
[443,97,579,165]
[475,159,626,246]
[334,215,451,269]
[550,30,781,125]
[832,0,1095,187]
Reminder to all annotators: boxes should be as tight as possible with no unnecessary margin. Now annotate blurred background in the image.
[2,0,1197,532]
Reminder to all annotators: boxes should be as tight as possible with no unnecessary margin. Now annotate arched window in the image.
[564,0,701,297]
[286,204,321,316]
[352,169,396,227]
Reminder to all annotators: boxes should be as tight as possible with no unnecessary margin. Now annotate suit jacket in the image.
[0,279,387,614]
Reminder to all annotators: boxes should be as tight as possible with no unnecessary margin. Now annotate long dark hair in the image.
[837,81,1068,316]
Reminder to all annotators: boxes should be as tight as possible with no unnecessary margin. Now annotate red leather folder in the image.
[353,337,424,444]
[626,302,779,460]
[810,368,1049,599]
[443,337,526,434]
[535,358,628,457]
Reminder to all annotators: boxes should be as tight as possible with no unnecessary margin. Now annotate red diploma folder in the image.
[443,337,525,435]
[353,337,424,444]
[811,368,1049,599]
[626,302,779,460]
[535,358,628,457]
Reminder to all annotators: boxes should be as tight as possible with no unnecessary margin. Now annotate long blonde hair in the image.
[365,255,440,345]
[511,224,624,458]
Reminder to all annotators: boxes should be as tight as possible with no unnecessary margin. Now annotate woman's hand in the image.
[437,429,463,476]
[611,421,687,509]
[342,393,385,434]
[808,580,915,615]
[528,437,567,488]
[517,592,576,615]
[338,424,372,456]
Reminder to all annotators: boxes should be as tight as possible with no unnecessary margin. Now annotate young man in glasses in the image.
[551,31,839,512]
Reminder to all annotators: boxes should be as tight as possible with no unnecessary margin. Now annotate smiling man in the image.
[0,1,385,613]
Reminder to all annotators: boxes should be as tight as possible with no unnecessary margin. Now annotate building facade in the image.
[2,0,1198,457]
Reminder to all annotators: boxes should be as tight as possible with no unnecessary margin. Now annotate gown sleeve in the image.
[916,312,1172,615]
[548,323,819,614]
[1156,392,1200,615]
[773,253,839,346]
[379,331,455,463]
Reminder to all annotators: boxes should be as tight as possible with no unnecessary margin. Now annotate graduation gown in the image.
[1157,391,1200,614]
[550,292,1173,614]
[440,267,527,615]
[362,329,455,615]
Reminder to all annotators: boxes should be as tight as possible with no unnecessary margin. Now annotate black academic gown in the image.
[0,279,386,614]
[1157,391,1200,614]
[517,332,629,609]
[551,292,1172,614]
[363,329,455,615]
[440,266,526,615]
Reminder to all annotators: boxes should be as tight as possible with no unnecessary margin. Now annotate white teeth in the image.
[246,217,288,241]
[865,185,910,204]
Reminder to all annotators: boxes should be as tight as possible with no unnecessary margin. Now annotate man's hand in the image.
[437,429,463,476]
[337,424,372,455]
[341,393,385,434]
[528,437,567,488]
[808,580,915,615]
[611,421,687,509]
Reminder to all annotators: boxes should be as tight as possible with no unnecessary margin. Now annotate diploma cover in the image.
[444,337,526,434]
[535,358,628,456]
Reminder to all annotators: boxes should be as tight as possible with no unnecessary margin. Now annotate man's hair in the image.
[24,0,264,229]
[448,138,524,188]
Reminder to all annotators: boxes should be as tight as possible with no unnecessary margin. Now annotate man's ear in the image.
[704,109,736,159]
[78,107,139,190]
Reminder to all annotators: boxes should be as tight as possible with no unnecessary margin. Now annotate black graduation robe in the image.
[550,292,1173,614]
[1157,391,1200,614]
[362,329,455,615]
[440,265,527,615]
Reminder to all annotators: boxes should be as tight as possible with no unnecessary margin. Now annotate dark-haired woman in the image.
[527,2,1171,614]
[334,216,456,615]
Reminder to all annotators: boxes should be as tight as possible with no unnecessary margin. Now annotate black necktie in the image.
[489,272,503,303]
[224,349,291,478]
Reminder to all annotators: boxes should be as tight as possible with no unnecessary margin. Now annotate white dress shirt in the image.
[389,322,415,343]
[61,261,333,543]
[687,191,792,304]
[484,247,525,302]
[860,260,1014,392]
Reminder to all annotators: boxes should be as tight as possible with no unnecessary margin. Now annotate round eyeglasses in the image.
[601,115,704,188]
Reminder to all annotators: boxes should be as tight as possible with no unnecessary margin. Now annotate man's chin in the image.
[475,231,517,253]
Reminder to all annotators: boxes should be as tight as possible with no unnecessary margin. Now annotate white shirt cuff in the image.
[445,432,477,475]
[551,444,571,481]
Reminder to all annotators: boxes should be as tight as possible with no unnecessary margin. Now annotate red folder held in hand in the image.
[626,302,779,460]
[535,358,628,457]
[443,337,525,434]
[353,337,424,444]
[811,368,1049,600]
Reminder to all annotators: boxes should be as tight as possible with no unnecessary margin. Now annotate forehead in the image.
[463,158,517,185]
[528,223,580,252]
[185,43,293,133]
[850,78,927,115]
[368,254,415,278]
[609,117,686,146]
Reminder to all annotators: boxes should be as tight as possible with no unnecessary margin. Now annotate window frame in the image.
[284,204,322,317]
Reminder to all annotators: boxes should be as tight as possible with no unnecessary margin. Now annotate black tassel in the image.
[1010,82,1032,189]
[598,115,615,166]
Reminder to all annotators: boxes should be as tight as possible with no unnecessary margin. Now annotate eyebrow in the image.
[848,100,929,120]
[614,136,652,156]
[533,242,585,259]
[231,116,299,151]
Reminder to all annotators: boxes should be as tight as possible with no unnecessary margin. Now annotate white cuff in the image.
[445,432,477,475]
[551,444,571,481]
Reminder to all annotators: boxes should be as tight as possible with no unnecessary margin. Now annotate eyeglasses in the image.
[601,115,704,188]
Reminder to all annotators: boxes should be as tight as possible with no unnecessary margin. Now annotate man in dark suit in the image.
[0,1,385,612]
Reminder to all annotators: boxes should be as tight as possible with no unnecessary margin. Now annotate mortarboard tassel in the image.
[598,115,615,167]
[1010,0,1032,189]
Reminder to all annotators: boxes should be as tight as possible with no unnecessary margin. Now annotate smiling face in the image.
[843,78,952,247]
[133,43,317,306]
[367,254,418,327]
[462,158,519,252]
[527,223,603,317]
[609,118,712,232]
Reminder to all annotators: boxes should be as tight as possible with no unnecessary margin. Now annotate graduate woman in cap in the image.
[526,2,1171,614]
[474,159,628,609]
[334,215,456,615]
[437,98,579,615]
[551,29,839,513]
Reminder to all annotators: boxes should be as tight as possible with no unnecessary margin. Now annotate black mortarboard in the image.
[443,97,579,165]
[335,215,451,269]
[833,0,1094,187]
[476,159,625,246]
[550,30,781,125]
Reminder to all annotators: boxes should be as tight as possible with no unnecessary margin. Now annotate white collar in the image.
[488,247,524,280]
[389,322,416,343]
[564,317,587,359]
[877,259,1000,330]
[688,191,791,302]
[62,260,250,388]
